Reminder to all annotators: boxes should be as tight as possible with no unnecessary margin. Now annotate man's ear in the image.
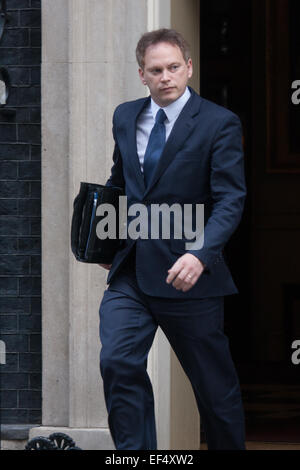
[138,67,147,85]
[187,58,193,79]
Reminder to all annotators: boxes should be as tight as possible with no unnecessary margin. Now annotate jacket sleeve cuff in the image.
[187,250,211,273]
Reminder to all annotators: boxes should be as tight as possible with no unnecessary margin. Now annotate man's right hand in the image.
[98,264,112,270]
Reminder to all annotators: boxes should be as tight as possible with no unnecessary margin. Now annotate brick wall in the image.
[0,0,41,424]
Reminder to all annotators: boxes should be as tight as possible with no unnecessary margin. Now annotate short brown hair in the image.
[136,28,191,69]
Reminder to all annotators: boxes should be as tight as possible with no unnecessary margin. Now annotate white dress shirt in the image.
[136,87,191,172]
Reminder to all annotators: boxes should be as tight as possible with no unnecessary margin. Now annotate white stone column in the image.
[30,0,200,450]
[146,0,200,450]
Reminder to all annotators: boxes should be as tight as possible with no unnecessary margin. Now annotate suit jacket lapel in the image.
[143,88,203,198]
[127,96,150,194]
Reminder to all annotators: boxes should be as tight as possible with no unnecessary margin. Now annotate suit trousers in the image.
[99,253,246,450]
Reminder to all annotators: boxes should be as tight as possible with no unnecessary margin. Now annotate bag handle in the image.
[70,182,88,259]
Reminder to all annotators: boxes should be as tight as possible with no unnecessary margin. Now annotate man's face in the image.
[138,42,193,107]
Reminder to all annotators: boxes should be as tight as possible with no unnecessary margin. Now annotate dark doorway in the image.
[200,0,300,444]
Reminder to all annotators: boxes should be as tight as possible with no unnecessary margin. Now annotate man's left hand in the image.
[166,253,205,292]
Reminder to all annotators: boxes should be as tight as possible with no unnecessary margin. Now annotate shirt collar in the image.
[150,87,191,123]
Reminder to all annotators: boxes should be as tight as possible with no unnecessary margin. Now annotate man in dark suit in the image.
[99,28,247,450]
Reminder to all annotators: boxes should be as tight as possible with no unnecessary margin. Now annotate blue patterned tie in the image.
[143,108,167,187]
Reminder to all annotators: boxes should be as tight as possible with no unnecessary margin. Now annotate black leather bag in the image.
[70,182,124,264]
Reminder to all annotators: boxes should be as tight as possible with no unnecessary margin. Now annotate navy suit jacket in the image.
[105,87,247,298]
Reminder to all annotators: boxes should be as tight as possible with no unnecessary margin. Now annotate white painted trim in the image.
[147,0,171,30]
[147,328,172,449]
[145,0,173,450]
[146,0,201,449]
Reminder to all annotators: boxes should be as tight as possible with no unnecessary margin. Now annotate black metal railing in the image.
[25,432,82,450]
